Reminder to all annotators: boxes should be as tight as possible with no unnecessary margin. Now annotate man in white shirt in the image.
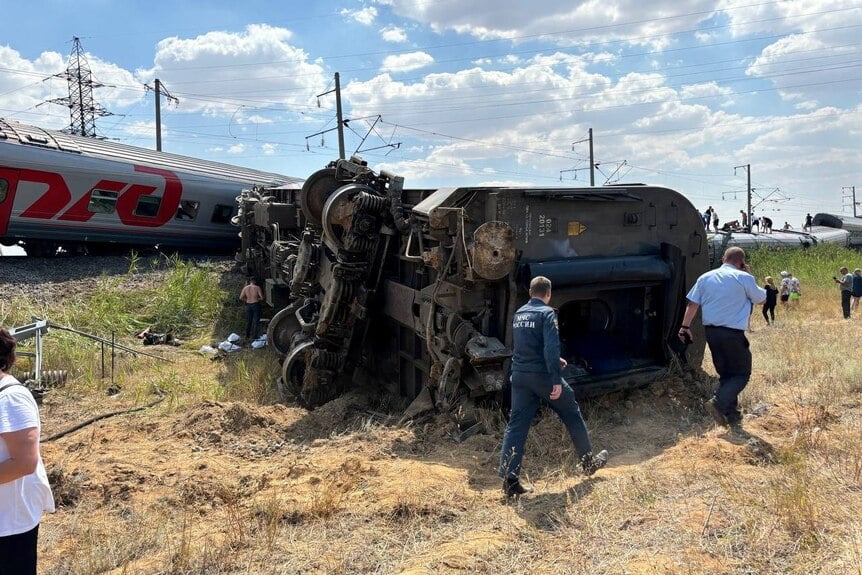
[678,247,766,426]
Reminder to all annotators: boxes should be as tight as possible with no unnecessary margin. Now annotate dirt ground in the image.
[24,289,862,574]
[35,374,862,573]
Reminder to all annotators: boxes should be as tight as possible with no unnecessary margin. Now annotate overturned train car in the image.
[237,158,709,408]
[706,226,850,268]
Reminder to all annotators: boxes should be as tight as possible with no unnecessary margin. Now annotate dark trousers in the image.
[0,524,38,575]
[762,302,776,323]
[704,326,751,421]
[842,290,852,319]
[245,302,262,339]
[499,372,592,480]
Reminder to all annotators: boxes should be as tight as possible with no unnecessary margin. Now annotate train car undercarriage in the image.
[237,157,709,410]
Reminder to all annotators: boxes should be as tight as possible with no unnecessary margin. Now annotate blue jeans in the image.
[499,371,593,481]
[245,302,262,340]
[704,326,751,420]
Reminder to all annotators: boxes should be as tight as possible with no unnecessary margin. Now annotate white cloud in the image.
[123,120,164,138]
[239,114,274,124]
[375,0,719,49]
[341,6,377,26]
[346,53,610,139]
[228,143,246,154]
[262,142,278,155]
[135,25,328,116]
[345,44,861,222]
[380,51,434,73]
[680,82,733,100]
[794,100,819,111]
[745,32,858,104]
[380,25,407,42]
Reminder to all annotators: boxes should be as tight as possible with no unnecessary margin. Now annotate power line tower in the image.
[842,186,857,217]
[48,37,112,137]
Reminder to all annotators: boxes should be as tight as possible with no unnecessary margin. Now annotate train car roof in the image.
[813,213,862,230]
[707,226,850,246]
[0,118,302,187]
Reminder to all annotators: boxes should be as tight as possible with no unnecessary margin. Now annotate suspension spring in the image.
[355,192,387,214]
[311,349,342,369]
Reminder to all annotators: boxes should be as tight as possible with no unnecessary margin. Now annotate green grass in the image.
[1,256,228,390]
[746,244,861,290]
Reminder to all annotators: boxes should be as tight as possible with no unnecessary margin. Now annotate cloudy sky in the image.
[1,0,860,225]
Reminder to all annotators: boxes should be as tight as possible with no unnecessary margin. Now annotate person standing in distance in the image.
[850,268,862,313]
[0,328,55,575]
[239,278,265,342]
[834,267,853,319]
[762,276,778,325]
[499,276,608,497]
[679,247,766,427]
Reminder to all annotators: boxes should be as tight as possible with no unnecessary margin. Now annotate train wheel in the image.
[23,242,59,257]
[299,168,339,226]
[268,303,302,356]
[281,340,314,404]
[280,341,343,408]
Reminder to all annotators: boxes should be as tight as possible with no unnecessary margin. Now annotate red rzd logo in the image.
[0,165,183,234]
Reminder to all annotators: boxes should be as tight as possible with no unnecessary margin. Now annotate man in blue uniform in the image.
[679,247,766,426]
[499,276,608,497]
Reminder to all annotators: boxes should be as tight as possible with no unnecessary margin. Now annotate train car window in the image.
[211,204,234,224]
[175,200,199,221]
[134,196,162,218]
[88,189,119,214]
[0,178,8,202]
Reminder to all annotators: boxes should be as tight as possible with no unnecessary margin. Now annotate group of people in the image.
[679,247,862,431]
[748,212,773,234]
[701,206,721,231]
[760,271,802,325]
[834,267,862,319]
[701,206,776,233]
[701,207,822,235]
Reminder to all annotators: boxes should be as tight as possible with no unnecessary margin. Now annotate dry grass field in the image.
[3,250,862,574]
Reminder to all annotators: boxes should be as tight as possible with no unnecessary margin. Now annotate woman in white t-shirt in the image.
[0,328,54,575]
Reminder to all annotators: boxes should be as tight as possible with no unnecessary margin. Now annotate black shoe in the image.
[726,410,743,425]
[502,478,532,498]
[705,398,728,426]
[581,450,609,476]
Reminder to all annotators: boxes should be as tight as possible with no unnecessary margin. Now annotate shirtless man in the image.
[239,278,265,341]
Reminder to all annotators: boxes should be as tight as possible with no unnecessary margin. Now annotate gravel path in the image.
[1,255,235,305]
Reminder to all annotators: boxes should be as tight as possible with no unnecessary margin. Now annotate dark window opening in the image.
[176,200,199,221]
[557,285,663,379]
[0,178,8,203]
[134,195,162,218]
[87,189,119,214]
[211,204,234,224]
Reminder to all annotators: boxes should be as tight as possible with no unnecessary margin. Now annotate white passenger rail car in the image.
[0,119,301,256]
